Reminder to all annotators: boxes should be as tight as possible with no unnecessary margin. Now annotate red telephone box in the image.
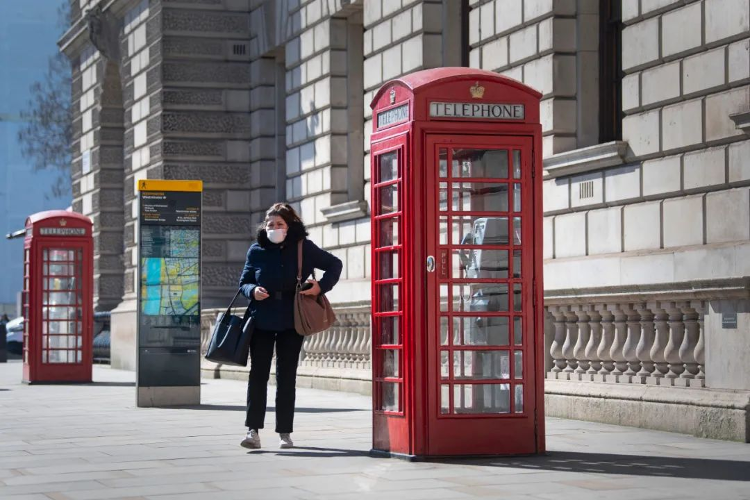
[22,211,94,384]
[369,68,544,458]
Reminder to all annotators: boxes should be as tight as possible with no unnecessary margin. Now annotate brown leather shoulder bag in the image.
[294,239,336,336]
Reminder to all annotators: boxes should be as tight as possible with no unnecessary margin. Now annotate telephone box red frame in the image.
[22,211,94,384]
[369,68,544,458]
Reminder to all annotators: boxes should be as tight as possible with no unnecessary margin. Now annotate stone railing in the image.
[200,301,372,394]
[546,300,706,388]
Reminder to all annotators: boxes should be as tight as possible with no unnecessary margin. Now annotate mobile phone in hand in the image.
[299,282,314,291]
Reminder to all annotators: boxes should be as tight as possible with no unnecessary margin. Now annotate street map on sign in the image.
[140,228,199,317]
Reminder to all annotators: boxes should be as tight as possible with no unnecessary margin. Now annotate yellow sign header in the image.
[137,179,203,192]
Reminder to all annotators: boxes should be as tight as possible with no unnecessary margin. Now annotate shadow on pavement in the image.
[440,450,750,482]
[175,404,366,413]
[85,382,135,387]
[248,446,370,458]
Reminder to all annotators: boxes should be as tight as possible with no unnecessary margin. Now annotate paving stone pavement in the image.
[1,360,749,500]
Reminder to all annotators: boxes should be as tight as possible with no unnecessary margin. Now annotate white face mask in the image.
[267,228,287,244]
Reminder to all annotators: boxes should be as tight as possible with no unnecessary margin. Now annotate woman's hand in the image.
[253,286,269,301]
[299,280,322,297]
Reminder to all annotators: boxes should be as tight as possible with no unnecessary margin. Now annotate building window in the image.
[599,0,622,142]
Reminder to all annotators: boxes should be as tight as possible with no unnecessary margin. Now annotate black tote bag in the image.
[205,289,253,366]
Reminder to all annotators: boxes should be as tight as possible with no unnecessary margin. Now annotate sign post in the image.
[136,179,202,407]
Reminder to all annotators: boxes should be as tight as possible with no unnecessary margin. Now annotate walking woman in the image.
[239,203,342,449]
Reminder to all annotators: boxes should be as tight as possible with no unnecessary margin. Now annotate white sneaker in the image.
[279,433,294,449]
[240,429,261,449]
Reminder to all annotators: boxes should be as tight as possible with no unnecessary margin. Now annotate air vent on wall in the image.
[232,44,247,56]
[579,180,594,199]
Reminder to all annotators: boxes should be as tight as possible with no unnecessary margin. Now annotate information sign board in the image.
[136,180,202,406]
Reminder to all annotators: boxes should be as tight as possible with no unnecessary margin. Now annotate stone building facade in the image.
[60,0,750,440]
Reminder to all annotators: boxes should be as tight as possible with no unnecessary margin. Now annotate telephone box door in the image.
[35,244,91,381]
[425,134,539,456]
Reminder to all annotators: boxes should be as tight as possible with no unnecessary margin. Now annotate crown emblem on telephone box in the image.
[389,87,396,104]
[470,81,485,99]
[59,219,67,227]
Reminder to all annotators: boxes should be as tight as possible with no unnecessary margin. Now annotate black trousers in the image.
[245,328,304,433]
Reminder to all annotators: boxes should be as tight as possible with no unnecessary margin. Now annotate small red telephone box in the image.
[22,211,94,384]
[369,68,544,457]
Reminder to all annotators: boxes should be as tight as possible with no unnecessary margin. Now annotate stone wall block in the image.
[663,194,704,248]
[509,24,538,63]
[605,164,642,203]
[623,109,661,157]
[662,3,702,58]
[496,0,523,35]
[482,36,508,71]
[643,155,682,197]
[554,212,587,258]
[705,0,750,44]
[543,177,570,212]
[641,62,681,106]
[683,47,727,96]
[588,206,623,255]
[705,88,749,142]
[728,39,750,83]
[622,73,641,112]
[570,171,603,208]
[729,140,750,182]
[624,201,662,251]
[684,146,727,190]
[622,18,660,71]
[706,188,750,243]
[662,99,703,152]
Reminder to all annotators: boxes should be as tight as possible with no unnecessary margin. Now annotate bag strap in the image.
[297,239,304,285]
[221,289,243,324]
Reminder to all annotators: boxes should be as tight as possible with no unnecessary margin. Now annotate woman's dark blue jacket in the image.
[238,224,343,332]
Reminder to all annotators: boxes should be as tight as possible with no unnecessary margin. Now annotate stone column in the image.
[635,303,656,380]
[596,304,615,380]
[622,304,642,379]
[694,301,706,383]
[562,307,579,375]
[664,303,686,380]
[585,307,602,376]
[573,307,591,376]
[549,306,567,374]
[679,302,701,382]
[608,304,628,378]
[649,303,670,381]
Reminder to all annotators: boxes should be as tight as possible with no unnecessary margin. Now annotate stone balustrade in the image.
[546,300,706,387]
[200,301,372,394]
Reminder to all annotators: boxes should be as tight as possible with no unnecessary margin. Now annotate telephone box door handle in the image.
[426,255,436,273]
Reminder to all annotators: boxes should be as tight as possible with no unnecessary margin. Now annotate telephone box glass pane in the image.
[452,249,508,279]
[378,284,400,312]
[452,183,508,212]
[379,151,398,183]
[453,316,509,346]
[454,384,510,414]
[440,351,449,378]
[513,250,521,278]
[514,317,522,345]
[440,317,449,345]
[380,316,400,345]
[452,284,509,312]
[381,383,399,412]
[49,292,76,305]
[452,217,508,245]
[453,350,510,379]
[513,284,522,312]
[441,385,450,414]
[439,217,448,244]
[513,217,522,244]
[379,184,399,214]
[452,149,508,179]
[513,150,522,179]
[439,182,448,211]
[49,249,70,261]
[440,285,449,312]
[382,349,399,377]
[514,351,523,379]
[515,384,524,412]
[378,217,399,247]
[439,149,448,177]
[513,183,521,212]
[379,251,399,279]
